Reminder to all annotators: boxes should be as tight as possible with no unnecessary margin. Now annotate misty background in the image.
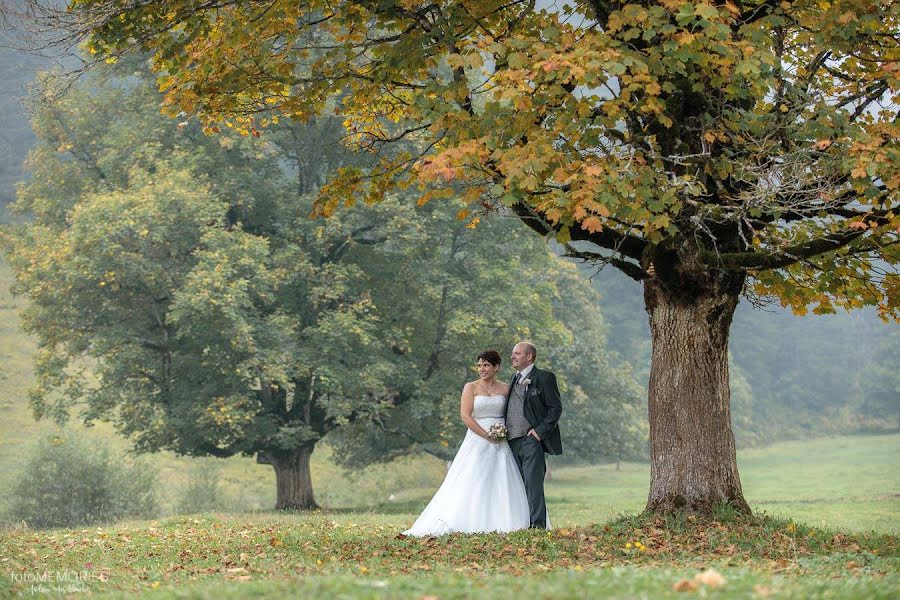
[0,28,897,528]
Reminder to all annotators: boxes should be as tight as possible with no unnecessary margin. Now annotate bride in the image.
[403,350,531,536]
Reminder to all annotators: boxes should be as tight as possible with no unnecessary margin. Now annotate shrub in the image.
[4,431,159,528]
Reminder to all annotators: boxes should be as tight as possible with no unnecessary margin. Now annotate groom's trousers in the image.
[508,435,547,528]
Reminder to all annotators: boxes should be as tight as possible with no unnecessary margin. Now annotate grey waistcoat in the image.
[506,379,531,440]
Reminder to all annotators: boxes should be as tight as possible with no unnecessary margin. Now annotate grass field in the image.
[545,433,900,534]
[2,257,899,598]
[1,494,897,598]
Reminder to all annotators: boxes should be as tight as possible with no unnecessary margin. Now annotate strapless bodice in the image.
[473,394,507,419]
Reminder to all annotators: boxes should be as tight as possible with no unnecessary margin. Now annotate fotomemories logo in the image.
[8,569,109,595]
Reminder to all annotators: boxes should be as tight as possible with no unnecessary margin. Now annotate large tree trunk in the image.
[643,272,751,515]
[266,445,319,511]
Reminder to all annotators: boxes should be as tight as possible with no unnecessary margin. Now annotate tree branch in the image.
[196,442,238,458]
[563,245,648,281]
[736,0,783,26]
[704,210,893,270]
[510,201,648,261]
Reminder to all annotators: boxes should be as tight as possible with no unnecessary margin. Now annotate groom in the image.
[505,342,562,529]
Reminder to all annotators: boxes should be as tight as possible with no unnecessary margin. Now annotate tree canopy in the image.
[34,0,895,317]
[1,60,645,508]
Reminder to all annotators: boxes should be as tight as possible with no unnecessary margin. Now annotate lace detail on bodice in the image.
[473,394,507,419]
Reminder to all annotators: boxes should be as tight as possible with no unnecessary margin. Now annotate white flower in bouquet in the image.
[488,423,508,441]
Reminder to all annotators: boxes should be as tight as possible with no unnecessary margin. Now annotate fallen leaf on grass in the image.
[673,579,698,592]
[753,584,772,597]
[695,568,726,587]
[772,558,792,571]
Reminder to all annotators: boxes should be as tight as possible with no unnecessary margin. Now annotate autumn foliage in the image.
[56,0,899,317]
[10,0,897,515]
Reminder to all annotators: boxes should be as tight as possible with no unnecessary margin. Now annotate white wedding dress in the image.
[403,394,531,536]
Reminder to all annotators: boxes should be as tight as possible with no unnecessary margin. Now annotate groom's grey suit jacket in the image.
[505,366,563,455]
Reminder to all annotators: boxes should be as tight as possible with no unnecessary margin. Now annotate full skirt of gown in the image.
[403,395,531,536]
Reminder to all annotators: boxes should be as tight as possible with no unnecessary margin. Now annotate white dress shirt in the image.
[517,363,534,381]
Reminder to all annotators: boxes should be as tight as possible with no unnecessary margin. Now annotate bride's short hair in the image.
[476,350,502,366]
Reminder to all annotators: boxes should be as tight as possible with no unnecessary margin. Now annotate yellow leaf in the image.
[676,32,695,46]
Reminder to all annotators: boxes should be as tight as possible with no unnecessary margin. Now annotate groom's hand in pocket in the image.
[527,429,541,441]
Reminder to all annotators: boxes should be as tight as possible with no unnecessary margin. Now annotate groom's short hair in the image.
[521,342,537,361]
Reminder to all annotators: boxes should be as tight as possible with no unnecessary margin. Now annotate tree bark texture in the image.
[643,275,751,515]
[271,445,318,511]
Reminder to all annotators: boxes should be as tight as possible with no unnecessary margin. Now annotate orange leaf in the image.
[673,579,698,592]
[581,216,603,233]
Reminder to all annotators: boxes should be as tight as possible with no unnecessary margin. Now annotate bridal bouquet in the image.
[487,423,508,441]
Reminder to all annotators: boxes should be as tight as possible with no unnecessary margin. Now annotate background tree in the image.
[1,61,644,509]
[543,267,648,466]
[332,253,647,468]
[36,0,897,515]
